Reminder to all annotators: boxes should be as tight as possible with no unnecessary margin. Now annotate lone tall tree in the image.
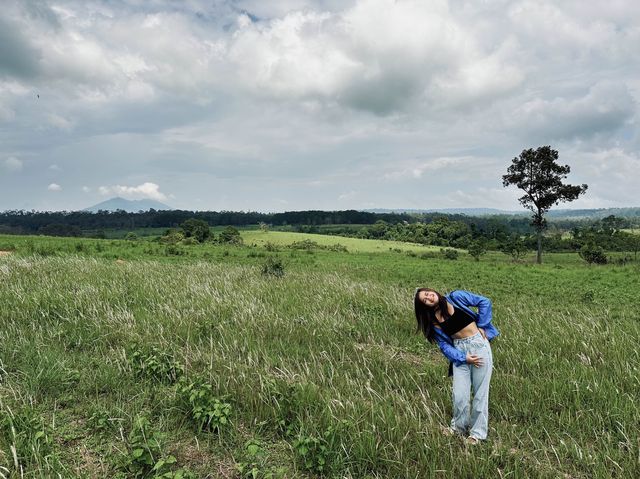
[503,146,587,264]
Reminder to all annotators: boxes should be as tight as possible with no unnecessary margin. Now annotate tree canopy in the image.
[503,146,587,263]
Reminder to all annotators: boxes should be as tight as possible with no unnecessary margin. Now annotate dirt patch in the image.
[0,250,13,256]
[115,259,126,264]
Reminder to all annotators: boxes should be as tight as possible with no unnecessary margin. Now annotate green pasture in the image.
[242,230,440,254]
[0,233,639,478]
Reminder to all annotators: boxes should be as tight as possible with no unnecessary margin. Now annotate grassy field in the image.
[0,232,638,478]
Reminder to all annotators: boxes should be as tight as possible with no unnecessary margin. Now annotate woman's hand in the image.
[466,353,484,368]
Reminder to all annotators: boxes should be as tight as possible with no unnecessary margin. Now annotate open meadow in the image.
[0,232,638,478]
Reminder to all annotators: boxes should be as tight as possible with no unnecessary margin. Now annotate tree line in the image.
[0,209,412,235]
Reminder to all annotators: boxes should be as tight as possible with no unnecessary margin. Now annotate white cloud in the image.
[98,182,167,201]
[2,157,23,172]
[514,81,635,140]
[48,183,62,191]
[227,0,523,113]
[82,186,90,192]
[49,164,61,171]
[0,1,639,211]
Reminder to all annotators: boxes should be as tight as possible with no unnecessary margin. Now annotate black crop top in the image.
[439,307,475,336]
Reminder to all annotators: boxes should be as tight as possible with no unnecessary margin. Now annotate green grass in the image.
[242,230,441,254]
[0,233,638,478]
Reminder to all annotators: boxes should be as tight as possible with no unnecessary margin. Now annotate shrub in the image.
[125,232,138,241]
[261,257,285,278]
[467,241,487,261]
[292,434,329,474]
[181,237,198,246]
[87,407,117,434]
[219,226,243,245]
[130,347,184,383]
[440,248,459,260]
[160,229,185,245]
[177,378,232,432]
[235,440,286,479]
[291,422,349,476]
[164,245,185,256]
[500,235,528,262]
[579,243,607,265]
[180,218,211,243]
[122,416,192,478]
[264,242,279,252]
[288,240,319,250]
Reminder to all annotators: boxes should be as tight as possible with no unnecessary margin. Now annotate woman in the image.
[414,288,499,444]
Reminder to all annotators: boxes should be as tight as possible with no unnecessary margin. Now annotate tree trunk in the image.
[536,229,542,264]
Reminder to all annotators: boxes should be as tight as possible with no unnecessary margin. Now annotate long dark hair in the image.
[414,288,450,343]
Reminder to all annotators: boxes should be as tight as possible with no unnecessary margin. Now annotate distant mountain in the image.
[84,197,172,213]
[362,208,524,216]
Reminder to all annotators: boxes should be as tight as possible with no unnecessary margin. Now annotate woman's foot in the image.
[465,436,480,445]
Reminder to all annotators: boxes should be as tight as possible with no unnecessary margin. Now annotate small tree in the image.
[180,218,211,243]
[500,235,528,262]
[503,146,587,264]
[627,232,640,260]
[468,240,487,261]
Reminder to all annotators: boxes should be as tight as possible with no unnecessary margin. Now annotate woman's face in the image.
[418,290,439,307]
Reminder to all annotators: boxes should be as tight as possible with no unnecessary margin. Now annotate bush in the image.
[129,347,184,383]
[164,245,185,256]
[264,242,279,252]
[440,248,459,260]
[467,241,487,261]
[500,235,528,261]
[579,243,607,264]
[177,378,232,432]
[122,416,194,478]
[125,232,138,241]
[235,440,286,479]
[181,237,198,246]
[288,240,319,250]
[160,229,185,245]
[219,226,243,245]
[261,257,285,277]
[180,218,211,243]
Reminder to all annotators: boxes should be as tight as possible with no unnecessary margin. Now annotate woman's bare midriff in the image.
[433,306,481,339]
[450,322,480,339]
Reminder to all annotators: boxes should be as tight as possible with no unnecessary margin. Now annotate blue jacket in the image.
[432,290,499,367]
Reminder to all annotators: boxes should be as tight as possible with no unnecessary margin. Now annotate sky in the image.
[0,0,639,212]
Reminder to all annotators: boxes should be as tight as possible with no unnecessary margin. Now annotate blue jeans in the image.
[450,332,493,440]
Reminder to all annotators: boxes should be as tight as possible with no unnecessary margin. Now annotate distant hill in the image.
[363,207,640,219]
[363,208,521,215]
[362,208,523,216]
[84,197,172,213]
